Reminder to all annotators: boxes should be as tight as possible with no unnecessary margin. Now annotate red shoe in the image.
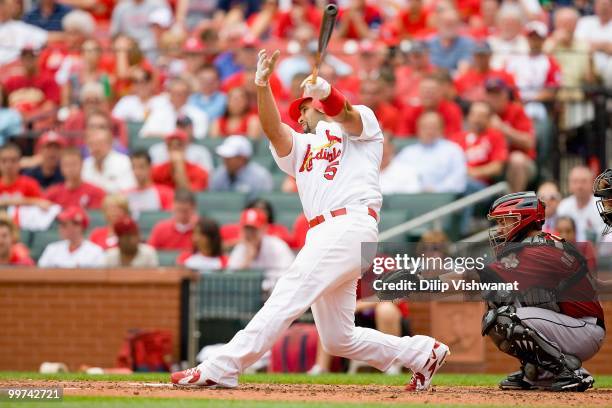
[171,367,218,387]
[405,341,450,391]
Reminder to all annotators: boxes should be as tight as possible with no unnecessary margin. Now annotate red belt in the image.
[308,207,378,228]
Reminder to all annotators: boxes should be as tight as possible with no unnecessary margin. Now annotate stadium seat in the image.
[139,211,172,239]
[157,250,181,267]
[30,230,60,261]
[196,270,264,320]
[132,137,162,152]
[392,138,418,151]
[205,211,241,226]
[383,193,456,217]
[197,191,247,213]
[275,211,301,229]
[272,172,287,191]
[126,121,144,150]
[257,192,302,212]
[251,154,276,171]
[378,210,409,238]
[87,210,106,229]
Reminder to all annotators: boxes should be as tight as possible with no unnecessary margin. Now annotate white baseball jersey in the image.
[38,239,105,268]
[270,105,383,219]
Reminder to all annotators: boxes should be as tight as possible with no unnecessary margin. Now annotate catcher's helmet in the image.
[593,168,612,234]
[487,191,545,253]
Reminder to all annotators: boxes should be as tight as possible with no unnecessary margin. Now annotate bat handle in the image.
[311,65,319,84]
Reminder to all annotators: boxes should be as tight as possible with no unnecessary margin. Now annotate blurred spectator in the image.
[488,3,528,70]
[555,215,597,270]
[63,82,128,147]
[127,150,174,215]
[22,0,71,31]
[214,35,260,82]
[270,0,321,39]
[394,0,430,39]
[211,135,273,196]
[484,78,535,192]
[56,38,114,108]
[544,7,596,130]
[110,0,167,62]
[0,143,49,208]
[537,180,562,234]
[22,131,66,189]
[416,229,451,278]
[38,10,97,78]
[188,64,227,123]
[358,78,400,134]
[394,41,434,108]
[105,216,159,267]
[175,0,222,31]
[148,188,198,250]
[394,111,467,193]
[379,134,420,194]
[3,47,59,130]
[337,41,385,97]
[0,0,48,66]
[0,85,22,144]
[112,34,154,97]
[574,0,612,87]
[426,8,474,73]
[0,217,34,265]
[38,206,105,267]
[149,115,213,172]
[177,217,227,269]
[44,147,105,209]
[89,193,131,249]
[210,86,260,139]
[450,101,507,187]
[468,0,498,40]
[505,21,561,122]
[111,67,156,122]
[221,198,293,247]
[228,208,295,291]
[156,28,188,80]
[453,41,517,104]
[397,73,463,137]
[140,77,209,139]
[151,129,209,191]
[82,127,136,193]
[557,166,606,243]
[337,0,382,40]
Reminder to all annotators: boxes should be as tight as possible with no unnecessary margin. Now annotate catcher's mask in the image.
[487,191,545,254]
[593,169,612,234]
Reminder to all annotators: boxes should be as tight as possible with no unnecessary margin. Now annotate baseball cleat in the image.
[499,370,537,390]
[551,369,594,392]
[405,341,450,391]
[171,367,219,388]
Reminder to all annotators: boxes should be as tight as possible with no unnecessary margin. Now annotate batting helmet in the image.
[593,168,612,234]
[487,191,545,254]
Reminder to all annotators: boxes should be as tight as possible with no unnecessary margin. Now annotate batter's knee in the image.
[318,332,356,357]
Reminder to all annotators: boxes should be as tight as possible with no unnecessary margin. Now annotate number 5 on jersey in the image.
[324,160,339,180]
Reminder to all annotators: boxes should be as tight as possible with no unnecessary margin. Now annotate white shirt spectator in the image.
[379,161,421,194]
[489,35,529,71]
[82,150,136,193]
[0,20,47,65]
[574,15,612,86]
[184,254,224,270]
[228,235,295,291]
[557,195,606,242]
[105,243,159,267]
[394,139,467,193]
[111,95,156,122]
[149,142,213,172]
[38,240,105,268]
[139,94,209,139]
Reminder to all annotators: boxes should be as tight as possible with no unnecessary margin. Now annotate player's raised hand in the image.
[254,49,280,87]
[300,74,331,100]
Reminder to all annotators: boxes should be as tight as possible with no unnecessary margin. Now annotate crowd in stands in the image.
[0,0,610,273]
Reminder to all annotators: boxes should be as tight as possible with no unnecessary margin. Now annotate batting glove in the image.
[301,75,331,100]
[254,49,280,87]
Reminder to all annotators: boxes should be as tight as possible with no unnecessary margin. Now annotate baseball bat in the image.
[311,3,338,83]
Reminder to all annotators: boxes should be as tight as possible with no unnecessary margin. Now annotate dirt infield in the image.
[2,380,612,406]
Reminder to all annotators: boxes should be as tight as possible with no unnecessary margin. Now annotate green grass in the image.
[0,396,510,408]
[1,372,612,388]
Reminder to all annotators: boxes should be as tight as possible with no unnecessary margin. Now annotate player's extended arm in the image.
[301,75,364,136]
[255,50,293,157]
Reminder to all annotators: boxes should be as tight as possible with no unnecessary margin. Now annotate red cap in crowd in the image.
[525,21,548,38]
[183,37,204,52]
[240,208,268,228]
[57,206,89,229]
[165,129,189,143]
[113,216,139,237]
[36,131,67,151]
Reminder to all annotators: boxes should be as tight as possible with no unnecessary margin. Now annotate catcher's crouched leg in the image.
[481,306,593,392]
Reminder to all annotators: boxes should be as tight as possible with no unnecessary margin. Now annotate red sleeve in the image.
[147,223,163,248]
[88,185,106,209]
[268,223,293,246]
[42,75,61,105]
[397,105,421,137]
[545,56,562,88]
[443,102,463,135]
[510,105,534,135]
[156,185,174,210]
[488,129,509,163]
[151,164,169,186]
[43,185,58,202]
[24,178,41,198]
[188,166,208,191]
[220,223,240,246]
[89,227,109,249]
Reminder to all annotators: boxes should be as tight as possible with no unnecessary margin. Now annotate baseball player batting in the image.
[171,49,449,390]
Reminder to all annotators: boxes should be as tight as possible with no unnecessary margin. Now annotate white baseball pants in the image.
[198,208,436,387]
